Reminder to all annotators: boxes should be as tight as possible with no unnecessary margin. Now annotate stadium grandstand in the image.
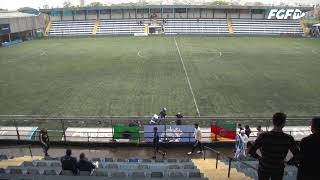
[0,11,46,46]
[40,5,312,36]
[0,2,320,180]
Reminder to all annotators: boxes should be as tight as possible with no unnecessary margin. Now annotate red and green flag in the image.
[211,121,236,141]
[113,125,140,140]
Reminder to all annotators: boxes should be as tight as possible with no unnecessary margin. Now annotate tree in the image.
[17,7,39,15]
[43,4,50,9]
[63,1,73,8]
[88,2,104,7]
[208,1,230,6]
[253,2,264,6]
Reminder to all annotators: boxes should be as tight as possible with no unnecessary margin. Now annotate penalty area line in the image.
[173,37,201,117]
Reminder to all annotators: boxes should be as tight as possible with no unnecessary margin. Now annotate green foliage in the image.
[208,1,230,6]
[17,7,39,15]
[63,1,73,8]
[87,2,104,7]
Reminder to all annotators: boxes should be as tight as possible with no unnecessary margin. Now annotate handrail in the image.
[203,146,221,169]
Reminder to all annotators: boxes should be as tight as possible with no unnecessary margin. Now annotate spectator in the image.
[152,127,166,159]
[297,117,320,180]
[234,130,249,159]
[257,125,264,138]
[39,128,50,157]
[249,112,299,180]
[76,153,96,173]
[238,124,243,132]
[176,112,183,125]
[149,114,159,125]
[188,123,202,155]
[61,149,77,175]
[159,107,167,119]
[245,125,251,137]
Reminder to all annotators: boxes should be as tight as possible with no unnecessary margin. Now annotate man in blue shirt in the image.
[61,149,77,175]
[76,153,96,173]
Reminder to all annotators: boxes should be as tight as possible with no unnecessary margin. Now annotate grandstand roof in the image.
[0,11,37,19]
[40,5,313,12]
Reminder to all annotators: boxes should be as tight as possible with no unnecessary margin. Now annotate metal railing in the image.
[0,115,313,143]
[227,156,258,178]
[0,144,33,158]
[202,145,258,178]
[203,146,221,169]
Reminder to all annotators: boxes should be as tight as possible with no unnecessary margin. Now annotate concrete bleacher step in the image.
[0,156,43,169]
[192,159,253,180]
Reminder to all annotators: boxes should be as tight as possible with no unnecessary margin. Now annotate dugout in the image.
[0,11,46,44]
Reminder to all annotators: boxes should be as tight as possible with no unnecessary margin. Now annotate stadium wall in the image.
[0,14,46,33]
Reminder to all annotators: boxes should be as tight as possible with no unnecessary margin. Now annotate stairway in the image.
[192,158,253,180]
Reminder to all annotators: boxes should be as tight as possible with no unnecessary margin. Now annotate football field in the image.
[0,36,320,117]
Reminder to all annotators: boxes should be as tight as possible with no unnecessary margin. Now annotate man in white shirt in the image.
[149,114,159,125]
[188,123,203,155]
[234,130,249,159]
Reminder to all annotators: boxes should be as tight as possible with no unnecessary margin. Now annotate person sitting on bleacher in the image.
[61,149,77,175]
[76,153,96,174]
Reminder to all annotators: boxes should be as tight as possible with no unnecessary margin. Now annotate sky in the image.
[0,0,319,10]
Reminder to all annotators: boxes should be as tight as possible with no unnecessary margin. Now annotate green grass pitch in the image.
[0,36,320,117]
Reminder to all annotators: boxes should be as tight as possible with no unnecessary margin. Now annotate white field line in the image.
[173,37,201,117]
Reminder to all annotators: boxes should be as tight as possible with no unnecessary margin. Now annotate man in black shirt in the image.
[245,125,251,138]
[61,149,77,175]
[297,117,320,180]
[39,128,50,157]
[176,112,183,125]
[152,127,166,159]
[249,112,299,180]
[76,153,96,173]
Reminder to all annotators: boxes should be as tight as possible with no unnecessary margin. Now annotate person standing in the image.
[152,127,166,159]
[297,117,320,180]
[149,114,159,125]
[175,112,183,125]
[39,128,50,157]
[159,107,167,119]
[245,125,251,138]
[238,124,243,132]
[158,107,167,125]
[256,125,264,138]
[249,112,299,180]
[234,130,249,159]
[188,123,202,155]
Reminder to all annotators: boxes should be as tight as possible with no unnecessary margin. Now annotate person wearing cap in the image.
[234,130,249,159]
[149,114,159,125]
[176,112,183,125]
[152,127,166,159]
[39,128,50,157]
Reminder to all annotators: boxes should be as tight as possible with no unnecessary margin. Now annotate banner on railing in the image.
[0,126,37,140]
[113,125,140,141]
[64,127,112,142]
[211,121,236,141]
[144,125,195,143]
